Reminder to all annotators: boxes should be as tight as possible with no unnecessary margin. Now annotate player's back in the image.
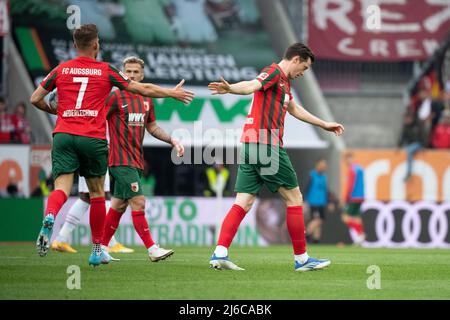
[41,56,130,140]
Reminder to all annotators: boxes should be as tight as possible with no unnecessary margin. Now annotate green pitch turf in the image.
[1,244,449,300]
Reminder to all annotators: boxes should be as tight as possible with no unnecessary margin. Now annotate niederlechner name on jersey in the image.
[62,110,99,117]
[61,67,102,76]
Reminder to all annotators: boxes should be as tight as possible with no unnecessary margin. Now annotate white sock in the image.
[56,198,89,243]
[214,245,228,257]
[101,244,109,251]
[295,252,309,264]
[147,244,158,254]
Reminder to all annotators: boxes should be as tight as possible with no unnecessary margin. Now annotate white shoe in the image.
[353,233,366,247]
[209,254,245,270]
[148,244,174,262]
[101,246,120,262]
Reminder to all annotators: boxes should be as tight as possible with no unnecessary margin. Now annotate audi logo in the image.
[361,201,450,248]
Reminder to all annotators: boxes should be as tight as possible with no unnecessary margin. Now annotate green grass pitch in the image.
[1,244,450,300]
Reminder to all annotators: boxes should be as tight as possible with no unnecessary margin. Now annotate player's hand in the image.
[323,122,344,136]
[172,79,195,104]
[171,138,184,157]
[208,77,231,95]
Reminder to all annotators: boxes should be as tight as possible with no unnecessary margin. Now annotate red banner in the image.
[308,0,450,61]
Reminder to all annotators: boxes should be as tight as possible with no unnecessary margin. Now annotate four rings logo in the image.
[361,201,450,248]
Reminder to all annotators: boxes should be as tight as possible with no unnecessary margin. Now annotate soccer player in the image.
[208,43,344,271]
[305,158,329,244]
[341,152,366,246]
[51,173,134,254]
[30,24,194,266]
[101,56,181,262]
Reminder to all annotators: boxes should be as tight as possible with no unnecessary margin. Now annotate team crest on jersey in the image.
[144,101,150,111]
[131,182,139,192]
[257,72,269,81]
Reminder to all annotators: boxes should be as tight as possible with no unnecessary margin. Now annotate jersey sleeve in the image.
[106,91,118,118]
[146,98,156,123]
[256,65,280,91]
[40,67,58,91]
[108,64,131,90]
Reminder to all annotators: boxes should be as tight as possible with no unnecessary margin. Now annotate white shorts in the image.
[78,171,110,193]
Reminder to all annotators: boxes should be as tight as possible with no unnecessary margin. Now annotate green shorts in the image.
[235,143,299,194]
[345,202,362,217]
[109,166,143,199]
[52,133,108,180]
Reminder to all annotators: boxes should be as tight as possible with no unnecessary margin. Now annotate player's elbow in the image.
[30,94,40,106]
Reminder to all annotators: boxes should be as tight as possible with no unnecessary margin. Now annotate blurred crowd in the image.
[12,0,259,45]
[0,97,32,145]
[401,79,450,150]
[399,78,450,181]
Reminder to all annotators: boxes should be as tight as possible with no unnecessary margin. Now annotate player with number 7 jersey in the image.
[30,24,194,267]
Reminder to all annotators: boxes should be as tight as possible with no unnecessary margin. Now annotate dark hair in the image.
[0,96,4,103]
[73,24,98,50]
[284,43,315,63]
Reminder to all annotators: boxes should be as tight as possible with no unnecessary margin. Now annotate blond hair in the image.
[123,56,145,69]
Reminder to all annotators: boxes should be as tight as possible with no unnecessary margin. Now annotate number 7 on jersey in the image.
[73,77,89,109]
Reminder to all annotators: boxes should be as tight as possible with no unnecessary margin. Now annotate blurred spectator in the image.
[398,111,429,181]
[205,0,240,30]
[431,109,450,149]
[31,168,53,197]
[341,152,366,246]
[255,199,290,245]
[11,102,32,144]
[1,177,25,198]
[141,160,157,197]
[305,158,328,244]
[0,97,14,144]
[203,160,230,197]
[417,89,434,144]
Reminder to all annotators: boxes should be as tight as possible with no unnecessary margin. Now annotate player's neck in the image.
[277,60,290,79]
[77,51,97,60]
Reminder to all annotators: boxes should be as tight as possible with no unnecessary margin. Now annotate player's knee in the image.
[115,202,128,213]
[238,198,254,213]
[287,190,303,207]
[130,196,146,211]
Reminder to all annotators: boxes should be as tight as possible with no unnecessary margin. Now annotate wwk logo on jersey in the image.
[131,182,139,192]
[128,113,145,126]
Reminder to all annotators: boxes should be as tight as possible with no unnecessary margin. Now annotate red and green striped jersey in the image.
[40,56,130,139]
[107,90,155,169]
[240,63,293,146]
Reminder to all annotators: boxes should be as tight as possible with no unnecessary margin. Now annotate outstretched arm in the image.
[146,121,184,157]
[30,86,57,115]
[287,100,344,136]
[208,77,262,95]
[126,79,195,104]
